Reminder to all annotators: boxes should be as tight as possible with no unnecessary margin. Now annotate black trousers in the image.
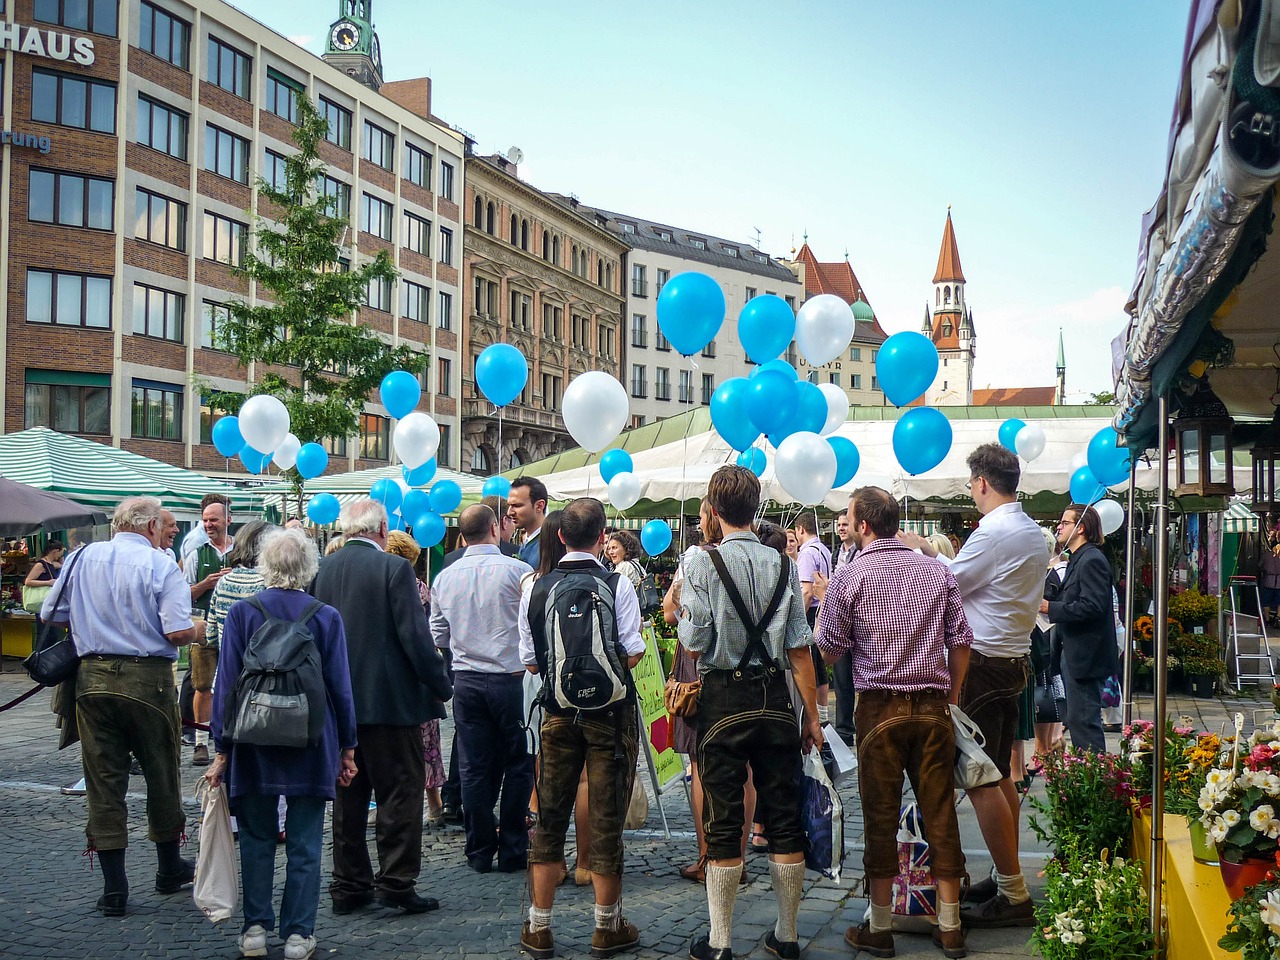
[441,650,462,811]
[831,651,856,744]
[330,724,425,898]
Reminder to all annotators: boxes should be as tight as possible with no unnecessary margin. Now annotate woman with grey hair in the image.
[206,530,358,960]
[206,520,277,649]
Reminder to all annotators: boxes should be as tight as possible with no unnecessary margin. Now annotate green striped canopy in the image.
[257,463,486,518]
[1223,500,1261,534]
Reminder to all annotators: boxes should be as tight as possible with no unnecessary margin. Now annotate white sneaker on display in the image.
[239,924,267,958]
[284,934,317,960]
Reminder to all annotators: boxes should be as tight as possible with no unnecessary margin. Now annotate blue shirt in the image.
[429,544,531,672]
[45,532,193,659]
[517,529,541,569]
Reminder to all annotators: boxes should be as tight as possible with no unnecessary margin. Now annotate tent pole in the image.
[1149,394,1170,951]
[1123,460,1139,728]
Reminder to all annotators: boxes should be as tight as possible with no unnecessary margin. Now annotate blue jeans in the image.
[235,793,326,937]
[452,672,534,868]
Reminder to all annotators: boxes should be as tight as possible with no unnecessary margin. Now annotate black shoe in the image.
[1102,722,1122,733]
[764,931,799,960]
[441,805,463,825]
[129,758,143,776]
[498,856,528,873]
[330,891,374,915]
[96,892,127,917]
[376,889,439,913]
[689,934,731,960]
[963,873,997,903]
[155,860,195,894]
[468,856,493,874]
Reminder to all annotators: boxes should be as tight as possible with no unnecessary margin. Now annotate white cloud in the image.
[287,34,315,49]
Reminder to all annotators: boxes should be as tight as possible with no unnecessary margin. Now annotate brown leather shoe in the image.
[844,922,894,958]
[959,893,1035,928]
[932,926,967,958]
[591,919,640,958]
[521,922,554,959]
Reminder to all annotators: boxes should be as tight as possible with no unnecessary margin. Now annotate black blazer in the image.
[312,539,452,725]
[1045,542,1119,682]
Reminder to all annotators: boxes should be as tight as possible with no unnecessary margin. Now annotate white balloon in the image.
[775,431,837,506]
[393,412,440,469]
[1094,499,1125,536]
[563,372,629,453]
[1069,450,1088,472]
[239,395,291,454]
[795,294,855,367]
[607,471,641,511]
[1014,423,1046,462]
[272,433,301,471]
[817,382,849,436]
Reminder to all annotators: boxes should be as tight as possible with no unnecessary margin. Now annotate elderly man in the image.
[158,510,179,561]
[430,504,532,873]
[186,493,235,766]
[508,476,548,568]
[42,496,199,917]
[312,499,452,915]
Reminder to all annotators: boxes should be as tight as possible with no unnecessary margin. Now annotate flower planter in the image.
[1218,856,1273,901]
[1188,674,1217,698]
[1188,819,1218,864]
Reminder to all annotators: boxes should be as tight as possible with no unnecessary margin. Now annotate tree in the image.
[210,96,427,453]
[1086,390,1117,405]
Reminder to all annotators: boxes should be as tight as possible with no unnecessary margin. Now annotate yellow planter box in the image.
[1,615,36,658]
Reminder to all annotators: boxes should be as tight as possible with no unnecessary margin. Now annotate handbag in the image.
[1100,674,1122,709]
[951,704,1002,790]
[891,803,938,917]
[193,780,239,923]
[22,582,52,614]
[22,549,84,687]
[664,674,702,718]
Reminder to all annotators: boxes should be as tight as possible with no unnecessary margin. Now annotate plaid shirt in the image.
[815,537,972,693]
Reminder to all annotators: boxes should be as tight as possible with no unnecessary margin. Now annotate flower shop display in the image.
[1220,873,1280,960]
[1199,715,1280,898]
[1169,587,1219,629]
[1030,747,1135,859]
[1032,839,1153,960]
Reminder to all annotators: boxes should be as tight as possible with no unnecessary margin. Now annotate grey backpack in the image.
[533,569,629,712]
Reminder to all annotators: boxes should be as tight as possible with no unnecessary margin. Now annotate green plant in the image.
[1032,838,1153,960]
[1030,747,1135,858]
[1170,587,1219,626]
[1220,874,1280,960]
[1182,655,1227,676]
[1200,716,1280,863]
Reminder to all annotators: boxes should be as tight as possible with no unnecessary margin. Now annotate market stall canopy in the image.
[1224,499,1263,533]
[0,476,108,536]
[0,427,262,517]
[257,462,484,517]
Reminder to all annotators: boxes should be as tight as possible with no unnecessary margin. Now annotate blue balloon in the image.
[599,449,634,484]
[710,378,760,452]
[767,425,797,448]
[1069,465,1107,505]
[369,478,403,513]
[793,381,828,435]
[1087,427,1133,487]
[482,476,512,498]
[306,493,340,525]
[876,332,940,407]
[751,359,799,381]
[829,437,860,487]
[212,416,246,457]
[656,272,726,357]
[475,343,529,408]
[389,512,407,532]
[402,489,431,525]
[640,519,673,556]
[429,479,462,515]
[403,458,437,487]
[738,295,796,365]
[746,369,799,436]
[412,512,446,548]
[379,370,421,420]
[736,447,766,477]
[239,444,271,474]
[892,408,953,476]
[295,442,329,480]
[998,418,1027,453]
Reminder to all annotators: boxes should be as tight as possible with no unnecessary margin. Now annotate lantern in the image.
[1173,378,1234,497]
[1252,407,1280,518]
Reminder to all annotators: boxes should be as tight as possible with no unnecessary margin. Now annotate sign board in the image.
[632,623,684,788]
[0,23,95,66]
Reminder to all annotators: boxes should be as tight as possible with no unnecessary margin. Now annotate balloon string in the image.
[496,405,504,481]
[677,358,698,579]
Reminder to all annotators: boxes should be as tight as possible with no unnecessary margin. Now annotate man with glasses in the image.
[900,442,1048,928]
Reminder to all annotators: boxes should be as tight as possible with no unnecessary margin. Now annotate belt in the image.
[858,687,948,700]
[85,654,174,663]
[970,651,1028,664]
[703,664,782,684]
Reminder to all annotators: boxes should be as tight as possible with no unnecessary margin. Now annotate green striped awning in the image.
[258,463,485,518]
[1224,501,1261,534]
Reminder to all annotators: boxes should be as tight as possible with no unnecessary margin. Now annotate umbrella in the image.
[0,476,108,537]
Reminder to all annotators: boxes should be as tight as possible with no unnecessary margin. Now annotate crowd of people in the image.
[30,436,1130,960]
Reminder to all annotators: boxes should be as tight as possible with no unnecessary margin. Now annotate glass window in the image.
[655,367,670,401]
[403,212,430,255]
[630,364,646,398]
[438,226,453,265]
[438,291,452,331]
[361,120,393,168]
[208,37,251,98]
[359,413,390,460]
[405,143,431,188]
[32,69,116,133]
[136,95,187,159]
[851,374,861,389]
[263,148,288,191]
[359,193,392,240]
[318,97,351,149]
[205,123,249,183]
[439,161,454,200]
[33,0,117,35]
[364,275,391,311]
[437,357,451,396]
[28,169,113,230]
[679,369,693,403]
[655,268,669,294]
[25,372,111,434]
[437,425,451,467]
[27,269,110,327]
[131,380,184,441]
[203,212,246,266]
[318,174,350,219]
[202,300,231,349]
[132,283,184,342]
[702,373,714,405]
[265,68,302,123]
[135,187,186,249]
[849,346,861,361]
[402,280,429,322]
[139,2,189,68]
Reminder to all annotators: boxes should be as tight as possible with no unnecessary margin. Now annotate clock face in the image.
[331,21,359,51]
[371,35,382,68]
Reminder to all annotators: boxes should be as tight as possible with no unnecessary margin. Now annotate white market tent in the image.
[257,462,485,518]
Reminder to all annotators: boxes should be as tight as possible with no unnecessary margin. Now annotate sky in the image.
[236,0,1190,402]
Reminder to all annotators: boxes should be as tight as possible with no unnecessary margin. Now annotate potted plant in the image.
[1200,715,1280,899]
[1033,839,1153,960]
[1170,587,1220,631]
[1220,873,1280,960]
[1030,747,1135,859]
[1167,730,1228,863]
[1122,718,1197,806]
[1182,655,1225,697]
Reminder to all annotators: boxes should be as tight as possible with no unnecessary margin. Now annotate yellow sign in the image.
[632,624,684,787]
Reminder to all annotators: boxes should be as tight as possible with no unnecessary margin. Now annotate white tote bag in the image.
[193,780,239,923]
[950,704,1002,790]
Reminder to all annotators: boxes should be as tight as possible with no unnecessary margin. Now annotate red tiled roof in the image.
[932,210,965,284]
[794,244,888,339]
[930,308,962,350]
[972,386,1058,406]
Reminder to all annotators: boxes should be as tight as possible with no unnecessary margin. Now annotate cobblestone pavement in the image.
[15,667,1255,958]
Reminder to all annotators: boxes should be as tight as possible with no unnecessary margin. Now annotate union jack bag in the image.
[891,804,937,917]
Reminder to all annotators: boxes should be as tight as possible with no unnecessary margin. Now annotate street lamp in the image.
[1173,378,1234,497]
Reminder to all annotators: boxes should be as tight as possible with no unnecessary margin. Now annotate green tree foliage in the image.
[1086,390,1117,405]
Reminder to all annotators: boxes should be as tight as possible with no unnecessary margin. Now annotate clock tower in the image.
[323,0,383,92]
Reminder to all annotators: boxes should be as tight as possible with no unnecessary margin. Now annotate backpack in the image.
[223,597,327,749]
[533,569,630,712]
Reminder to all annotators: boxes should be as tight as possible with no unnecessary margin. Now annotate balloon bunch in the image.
[998,418,1046,462]
[599,449,641,510]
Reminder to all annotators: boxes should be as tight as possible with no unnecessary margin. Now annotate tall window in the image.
[139,2,190,68]
[402,280,429,323]
[509,291,531,332]
[851,373,862,389]
[318,175,350,219]
[265,69,302,123]
[364,276,391,311]
[33,0,117,35]
[631,314,647,348]
[849,346,861,361]
[679,369,693,403]
[655,268,669,294]
[600,325,615,359]
[633,264,648,296]
[137,95,187,159]
[133,284,184,342]
[438,226,453,265]
[27,269,111,328]
[322,434,348,458]
[701,373,714,405]
[439,161,455,200]
[745,286,757,301]
[541,373,561,410]
[405,143,432,188]
[438,425,451,467]
[359,413,390,460]
[25,370,110,434]
[318,97,351,149]
[437,357,452,396]
[135,188,186,250]
[656,327,670,352]
[131,380,183,441]
[28,169,113,229]
[542,304,562,341]
[403,212,431,255]
[207,37,251,98]
[202,301,232,349]
[203,212,246,266]
[360,193,393,240]
[205,124,250,183]
[32,69,116,133]
[264,149,288,190]
[655,367,670,401]
[438,291,452,331]
[630,364,647,398]
[829,372,841,387]
[362,120,393,168]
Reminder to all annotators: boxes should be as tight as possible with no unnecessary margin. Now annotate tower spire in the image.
[1056,327,1066,404]
[932,208,965,283]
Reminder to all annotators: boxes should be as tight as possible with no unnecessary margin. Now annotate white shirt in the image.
[518,551,646,667]
[934,501,1048,657]
[430,545,531,673]
[183,535,235,584]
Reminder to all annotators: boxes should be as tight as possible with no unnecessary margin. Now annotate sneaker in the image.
[239,925,268,958]
[520,921,555,959]
[192,743,210,766]
[959,893,1035,928]
[844,922,894,958]
[591,918,640,958]
[283,934,316,960]
[932,926,967,958]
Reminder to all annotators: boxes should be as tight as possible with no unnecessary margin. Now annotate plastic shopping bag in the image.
[801,745,845,881]
[193,780,239,923]
[822,723,858,785]
[951,704,1001,790]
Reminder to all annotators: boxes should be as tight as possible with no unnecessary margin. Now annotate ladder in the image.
[1228,576,1277,687]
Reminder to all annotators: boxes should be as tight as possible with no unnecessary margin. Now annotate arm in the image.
[389,558,452,703]
[613,575,645,668]
[675,553,714,658]
[1046,555,1112,624]
[158,561,197,647]
[941,573,973,703]
[662,577,681,626]
[518,585,539,674]
[320,610,359,755]
[787,646,824,752]
[23,561,51,586]
[946,646,970,706]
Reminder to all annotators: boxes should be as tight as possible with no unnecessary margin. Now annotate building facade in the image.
[2,0,466,473]
[461,155,627,473]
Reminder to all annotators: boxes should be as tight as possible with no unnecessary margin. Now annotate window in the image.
[133,284,184,342]
[402,280,429,322]
[131,380,183,441]
[688,237,706,250]
[139,2,190,68]
[438,291,452,331]
[359,413,390,460]
[723,245,738,258]
[807,371,819,384]
[571,314,588,350]
[202,301,231,349]
[656,268,669,294]
[33,0,116,35]
[28,169,113,229]
[631,314,646,348]
[203,212,246,266]
[541,373,561,410]
[362,120,393,168]
[473,276,497,317]
[405,143,432,188]
[318,97,351,149]
[359,193,392,240]
[439,161,454,200]
[871,350,878,363]
[631,264,647,297]
[438,226,453,265]
[871,376,879,391]
[470,445,491,474]
[785,344,797,366]
[542,303,562,341]
[852,374,862,389]
[679,369,693,403]
[785,295,796,311]
[437,424,451,467]
[137,95,187,159]
[318,174,350,219]
[32,69,116,133]
[745,286,756,301]
[630,364,647,398]
[849,346,861,361]
[207,37,251,98]
[364,276,391,311]
[509,213,518,245]
[25,370,110,434]
[135,188,186,249]
[322,434,348,457]
[403,212,431,255]
[205,124,249,183]
[265,68,302,123]
[656,328,670,352]
[509,291,531,331]
[829,373,841,387]
[520,219,529,251]
[263,149,288,190]
[437,357,452,396]
[655,229,671,242]
[701,339,716,359]
[701,373,714,405]
[655,367,670,401]
[600,325,615,359]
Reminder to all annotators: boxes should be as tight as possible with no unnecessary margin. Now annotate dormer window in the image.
[942,322,953,337]
[656,229,672,241]
[619,221,636,234]
[688,237,706,250]
[723,245,738,258]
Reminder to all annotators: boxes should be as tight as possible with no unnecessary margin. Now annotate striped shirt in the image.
[206,567,266,646]
[429,544,532,673]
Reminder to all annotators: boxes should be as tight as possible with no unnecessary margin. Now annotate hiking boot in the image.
[592,919,640,957]
[932,926,967,958]
[521,921,554,959]
[959,893,1035,928]
[155,860,196,894]
[192,743,210,766]
[96,892,127,917]
[844,922,894,958]
[239,924,268,958]
[764,930,800,959]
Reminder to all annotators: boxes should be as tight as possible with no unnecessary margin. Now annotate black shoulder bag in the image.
[23,547,87,687]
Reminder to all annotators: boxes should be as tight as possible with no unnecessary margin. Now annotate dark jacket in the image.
[312,539,452,725]
[442,540,517,568]
[1045,542,1118,682]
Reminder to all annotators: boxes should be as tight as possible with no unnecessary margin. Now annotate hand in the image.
[201,569,228,589]
[338,748,358,787]
[203,753,227,788]
[192,620,208,645]
[1039,599,1050,615]
[811,570,829,605]
[896,530,933,555]
[627,652,643,669]
[801,717,824,754]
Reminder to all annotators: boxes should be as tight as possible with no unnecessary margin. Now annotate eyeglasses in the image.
[965,477,980,491]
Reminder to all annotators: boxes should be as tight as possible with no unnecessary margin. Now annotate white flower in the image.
[1264,774,1280,797]
[1206,769,1233,789]
[1261,889,1280,934]
[1210,817,1229,843]
[1223,809,1242,828]
[1250,805,1275,832]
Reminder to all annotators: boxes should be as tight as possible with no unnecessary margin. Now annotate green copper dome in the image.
[851,299,874,321]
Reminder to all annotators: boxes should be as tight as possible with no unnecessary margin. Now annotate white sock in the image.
[706,862,742,950]
[937,899,961,932]
[594,899,621,932]
[528,905,553,931]
[769,860,805,943]
[194,729,208,747]
[996,870,1030,904]
[817,704,830,725]
[868,901,892,934]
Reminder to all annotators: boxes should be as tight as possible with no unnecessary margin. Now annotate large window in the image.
[202,301,231,349]
[205,123,250,183]
[131,380,183,441]
[264,149,288,190]
[208,37,251,98]
[541,373,562,411]
[438,291,452,331]
[851,374,862,389]
[28,269,111,328]
[319,97,351,149]
[439,161,454,200]
[405,143,431,188]
[33,0,117,35]
[542,304,562,341]
[318,175,350,219]
[265,68,302,123]
[133,284,184,342]
[364,275,391,311]
[631,364,647,398]
[437,424,451,467]
[630,314,647,348]
[631,264,647,297]
[655,367,670,401]
[655,268,669,295]
[25,370,110,434]
[437,357,451,396]
[438,226,453,265]
[32,69,116,133]
[137,95,187,159]
[135,187,186,250]
[28,169,113,229]
[359,413,389,460]
[403,212,431,255]
[203,212,246,266]
[360,193,392,240]
[139,2,189,68]
[362,120,393,169]
[701,373,714,405]
[679,369,693,403]
[402,280,429,323]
